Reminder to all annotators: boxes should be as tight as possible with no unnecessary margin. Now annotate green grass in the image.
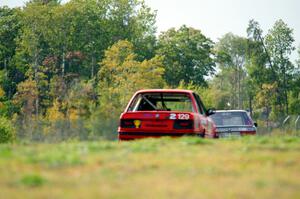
[0,136,300,199]
[20,174,47,187]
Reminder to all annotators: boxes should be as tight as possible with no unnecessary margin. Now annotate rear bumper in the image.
[241,131,256,135]
[216,131,256,138]
[118,132,200,140]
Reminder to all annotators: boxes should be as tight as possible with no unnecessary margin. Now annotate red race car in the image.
[118,89,217,140]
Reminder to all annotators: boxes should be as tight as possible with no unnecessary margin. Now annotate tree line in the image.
[0,0,299,142]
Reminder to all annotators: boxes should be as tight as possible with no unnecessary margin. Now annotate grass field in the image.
[0,136,300,199]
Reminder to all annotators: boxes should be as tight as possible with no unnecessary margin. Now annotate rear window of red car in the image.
[127,93,194,112]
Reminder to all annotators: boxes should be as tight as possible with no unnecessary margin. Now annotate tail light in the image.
[120,119,135,128]
[241,131,256,135]
[173,120,194,129]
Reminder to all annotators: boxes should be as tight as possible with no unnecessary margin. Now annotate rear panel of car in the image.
[210,111,256,138]
[118,91,205,140]
[119,111,203,139]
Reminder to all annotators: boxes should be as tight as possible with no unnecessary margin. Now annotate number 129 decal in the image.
[169,113,190,120]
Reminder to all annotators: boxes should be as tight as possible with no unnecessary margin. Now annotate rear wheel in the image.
[197,132,205,138]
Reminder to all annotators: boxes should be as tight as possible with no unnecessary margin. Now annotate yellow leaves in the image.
[0,87,5,98]
[68,108,80,121]
[0,87,5,110]
[262,82,278,90]
[98,40,166,108]
[97,40,166,117]
[100,40,136,77]
[13,79,39,116]
[46,99,65,121]
[255,82,278,108]
[15,79,38,99]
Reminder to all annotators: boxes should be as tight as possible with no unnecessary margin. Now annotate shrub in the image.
[20,174,46,187]
[0,116,15,143]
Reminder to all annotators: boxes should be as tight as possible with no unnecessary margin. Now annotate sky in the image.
[1,0,299,61]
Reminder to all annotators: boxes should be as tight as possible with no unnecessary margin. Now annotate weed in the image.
[20,174,46,187]
[0,145,13,158]
[180,137,210,145]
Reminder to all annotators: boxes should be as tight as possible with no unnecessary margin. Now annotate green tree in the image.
[0,6,23,100]
[102,0,157,60]
[15,1,60,118]
[288,47,300,114]
[297,46,300,67]
[45,0,157,78]
[66,79,96,119]
[246,20,277,117]
[214,33,248,109]
[1,0,159,140]
[0,6,21,72]
[247,19,276,79]
[247,19,296,118]
[13,78,39,121]
[265,19,295,115]
[176,80,226,110]
[255,83,278,121]
[157,25,215,87]
[0,116,15,143]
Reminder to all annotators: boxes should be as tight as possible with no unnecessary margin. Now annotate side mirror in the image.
[206,108,216,116]
[254,122,258,127]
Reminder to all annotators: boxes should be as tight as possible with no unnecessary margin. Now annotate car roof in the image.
[135,89,194,94]
[215,110,248,113]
